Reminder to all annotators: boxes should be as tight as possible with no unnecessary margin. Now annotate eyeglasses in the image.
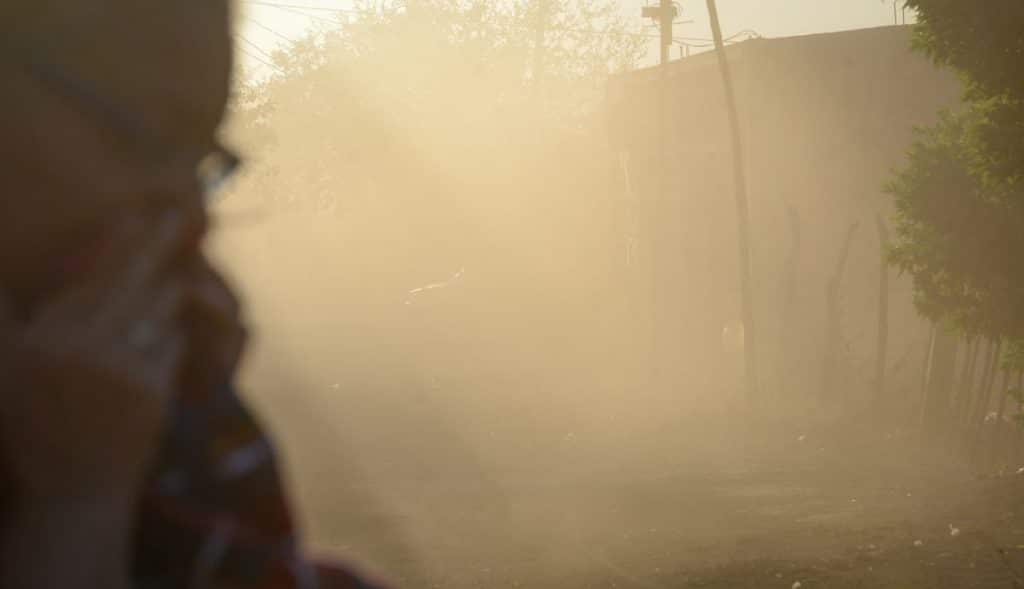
[12,53,242,201]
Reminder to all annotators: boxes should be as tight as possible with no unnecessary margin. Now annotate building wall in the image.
[608,26,961,403]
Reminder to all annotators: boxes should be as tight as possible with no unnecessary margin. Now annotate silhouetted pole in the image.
[643,0,676,66]
[706,0,759,401]
[918,323,936,429]
[641,0,677,382]
[874,215,890,410]
[822,222,859,404]
[659,0,672,65]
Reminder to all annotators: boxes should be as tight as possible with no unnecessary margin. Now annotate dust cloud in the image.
[208,11,1020,589]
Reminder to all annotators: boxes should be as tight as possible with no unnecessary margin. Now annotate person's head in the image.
[0,0,236,304]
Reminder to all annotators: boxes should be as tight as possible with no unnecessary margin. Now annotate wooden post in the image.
[781,206,801,315]
[822,222,859,403]
[779,205,800,396]
[874,215,890,410]
[917,323,936,427]
[962,339,993,426]
[921,330,959,433]
[706,0,759,403]
[995,368,1011,434]
[991,367,1014,469]
[953,337,979,421]
[967,340,999,431]
[969,339,1003,447]
[1016,370,1024,467]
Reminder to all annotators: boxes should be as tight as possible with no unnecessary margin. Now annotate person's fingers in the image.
[110,279,186,346]
[149,281,188,332]
[100,212,185,318]
[143,328,187,402]
[30,214,174,327]
[181,265,247,379]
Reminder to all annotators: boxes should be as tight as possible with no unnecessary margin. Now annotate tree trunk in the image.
[953,337,979,422]
[1016,370,1024,467]
[921,330,959,433]
[822,222,859,404]
[873,215,890,412]
[968,340,1000,430]
[779,205,800,397]
[706,0,759,404]
[962,339,994,426]
[991,368,1016,470]
[969,340,1003,452]
[917,323,936,427]
[781,206,800,316]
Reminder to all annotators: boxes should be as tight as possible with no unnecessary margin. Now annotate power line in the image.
[238,47,285,73]
[243,1,361,15]
[238,33,277,61]
[244,0,660,39]
[247,17,299,44]
[243,0,758,54]
[245,1,348,26]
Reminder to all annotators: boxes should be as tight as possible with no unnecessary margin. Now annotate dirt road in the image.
[255,376,1024,589]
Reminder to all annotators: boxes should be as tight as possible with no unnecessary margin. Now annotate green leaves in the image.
[905,0,1024,183]
[887,2,1024,340]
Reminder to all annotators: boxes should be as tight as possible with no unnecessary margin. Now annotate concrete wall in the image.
[607,26,962,403]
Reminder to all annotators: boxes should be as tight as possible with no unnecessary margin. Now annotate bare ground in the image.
[250,370,1024,589]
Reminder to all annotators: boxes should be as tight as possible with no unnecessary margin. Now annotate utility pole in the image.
[641,0,677,384]
[893,1,907,25]
[706,0,759,402]
[642,1,677,66]
[874,215,890,411]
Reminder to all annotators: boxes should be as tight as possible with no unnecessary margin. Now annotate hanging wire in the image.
[238,46,286,73]
[238,34,278,61]
[247,18,300,44]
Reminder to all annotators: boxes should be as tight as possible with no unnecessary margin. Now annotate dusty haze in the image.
[209,5,1024,587]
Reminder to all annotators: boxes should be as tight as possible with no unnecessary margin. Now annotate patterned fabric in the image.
[133,381,388,589]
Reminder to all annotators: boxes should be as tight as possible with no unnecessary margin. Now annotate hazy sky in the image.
[239,0,913,72]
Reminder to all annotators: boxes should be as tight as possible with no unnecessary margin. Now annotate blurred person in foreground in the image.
[0,1,387,587]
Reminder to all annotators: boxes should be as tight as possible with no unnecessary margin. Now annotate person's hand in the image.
[0,211,188,507]
[179,258,247,397]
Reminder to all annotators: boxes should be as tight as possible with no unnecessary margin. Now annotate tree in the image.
[234,2,636,232]
[887,109,1024,341]
[221,0,648,375]
[889,3,1024,441]
[905,0,1024,183]
[888,3,1024,341]
[229,0,645,210]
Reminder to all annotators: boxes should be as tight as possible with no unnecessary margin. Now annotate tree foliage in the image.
[229,0,645,213]
[887,110,1024,338]
[887,2,1024,341]
[221,0,646,352]
[905,0,1024,183]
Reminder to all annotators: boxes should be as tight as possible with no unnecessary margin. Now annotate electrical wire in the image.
[242,0,759,54]
[246,1,348,26]
[247,18,299,44]
[243,0,361,14]
[238,47,285,73]
[238,34,278,61]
